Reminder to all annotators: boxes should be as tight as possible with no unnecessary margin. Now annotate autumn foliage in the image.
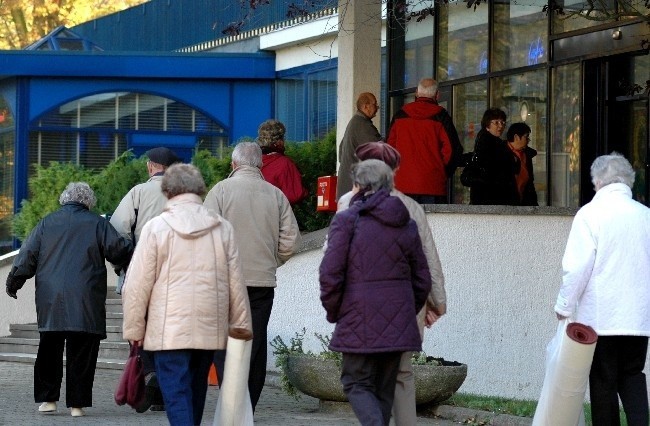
[0,0,147,49]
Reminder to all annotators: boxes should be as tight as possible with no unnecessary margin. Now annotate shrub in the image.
[91,151,148,214]
[12,162,94,240]
[12,133,338,240]
[285,130,337,231]
[191,149,233,188]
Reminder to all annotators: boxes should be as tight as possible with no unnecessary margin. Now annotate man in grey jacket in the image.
[336,92,382,200]
[110,146,181,413]
[204,142,301,412]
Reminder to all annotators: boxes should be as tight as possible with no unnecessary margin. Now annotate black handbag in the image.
[460,152,487,187]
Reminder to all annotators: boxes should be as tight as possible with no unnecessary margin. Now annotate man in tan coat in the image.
[204,142,301,412]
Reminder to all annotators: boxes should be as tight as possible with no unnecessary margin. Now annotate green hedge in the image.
[12,133,337,240]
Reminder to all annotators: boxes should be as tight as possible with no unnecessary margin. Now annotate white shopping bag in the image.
[213,337,254,426]
[532,319,597,426]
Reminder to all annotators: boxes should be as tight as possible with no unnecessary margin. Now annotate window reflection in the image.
[551,63,581,207]
[437,2,489,81]
[552,0,616,34]
[403,1,434,89]
[491,70,548,205]
[493,0,548,71]
[451,80,488,204]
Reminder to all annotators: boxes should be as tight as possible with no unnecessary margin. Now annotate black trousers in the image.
[34,331,101,408]
[247,287,274,412]
[589,335,649,426]
[341,352,402,426]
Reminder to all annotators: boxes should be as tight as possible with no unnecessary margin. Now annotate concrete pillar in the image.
[336,0,382,167]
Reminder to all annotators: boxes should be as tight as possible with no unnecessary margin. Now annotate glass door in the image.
[582,53,649,205]
[607,54,649,204]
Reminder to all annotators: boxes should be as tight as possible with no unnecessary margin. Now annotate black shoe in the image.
[149,404,165,411]
[135,373,158,413]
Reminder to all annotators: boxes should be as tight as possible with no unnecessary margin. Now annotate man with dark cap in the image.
[110,146,181,413]
[337,141,447,426]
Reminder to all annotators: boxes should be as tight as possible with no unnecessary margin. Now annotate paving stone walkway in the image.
[0,361,467,425]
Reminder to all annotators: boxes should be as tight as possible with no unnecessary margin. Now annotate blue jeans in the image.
[153,349,214,426]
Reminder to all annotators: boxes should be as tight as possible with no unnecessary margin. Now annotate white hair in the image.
[232,142,263,168]
[352,159,394,194]
[591,152,635,190]
[59,182,97,209]
[417,78,438,98]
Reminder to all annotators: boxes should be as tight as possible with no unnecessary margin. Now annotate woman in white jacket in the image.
[555,153,650,426]
[123,164,252,426]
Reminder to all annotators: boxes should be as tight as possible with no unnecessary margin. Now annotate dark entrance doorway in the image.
[582,53,649,205]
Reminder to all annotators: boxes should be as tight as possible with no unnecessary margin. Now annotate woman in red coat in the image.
[256,120,308,205]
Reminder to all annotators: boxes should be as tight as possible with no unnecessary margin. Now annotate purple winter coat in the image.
[319,189,432,354]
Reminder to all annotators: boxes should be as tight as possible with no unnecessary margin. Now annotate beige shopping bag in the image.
[532,320,597,426]
[213,337,253,426]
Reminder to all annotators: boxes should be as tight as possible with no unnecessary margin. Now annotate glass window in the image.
[308,68,337,141]
[277,76,306,142]
[451,80,488,204]
[393,0,434,90]
[29,92,227,174]
[277,66,338,143]
[551,63,581,207]
[552,0,616,34]
[437,2,489,81]
[492,0,548,71]
[491,70,548,205]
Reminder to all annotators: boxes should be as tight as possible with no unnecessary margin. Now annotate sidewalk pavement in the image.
[0,361,531,425]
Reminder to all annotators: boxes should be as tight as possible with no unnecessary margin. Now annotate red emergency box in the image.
[316,175,338,212]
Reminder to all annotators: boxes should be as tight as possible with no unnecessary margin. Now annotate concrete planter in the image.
[286,354,467,405]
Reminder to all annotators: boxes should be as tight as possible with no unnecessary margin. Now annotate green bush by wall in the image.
[12,133,337,241]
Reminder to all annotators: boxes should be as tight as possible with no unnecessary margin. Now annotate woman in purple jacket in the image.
[320,159,432,426]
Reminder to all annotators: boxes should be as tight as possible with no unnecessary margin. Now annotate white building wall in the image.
[271,210,650,401]
[3,210,649,402]
[0,252,36,335]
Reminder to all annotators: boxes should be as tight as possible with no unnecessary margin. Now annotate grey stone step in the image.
[0,337,129,359]
[2,290,128,370]
[9,324,125,342]
[106,312,123,327]
[0,352,126,370]
[106,299,123,314]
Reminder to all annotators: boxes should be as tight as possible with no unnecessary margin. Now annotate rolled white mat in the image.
[213,337,253,426]
[532,321,598,426]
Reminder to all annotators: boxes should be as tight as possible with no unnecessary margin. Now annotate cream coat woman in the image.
[122,164,252,426]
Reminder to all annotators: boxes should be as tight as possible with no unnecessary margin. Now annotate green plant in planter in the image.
[270,329,445,400]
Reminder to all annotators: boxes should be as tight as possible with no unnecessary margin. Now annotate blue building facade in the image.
[0,49,276,252]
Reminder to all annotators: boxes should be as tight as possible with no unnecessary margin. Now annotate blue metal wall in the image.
[73,0,332,51]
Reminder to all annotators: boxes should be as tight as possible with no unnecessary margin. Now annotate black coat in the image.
[469,130,538,206]
[7,202,133,338]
